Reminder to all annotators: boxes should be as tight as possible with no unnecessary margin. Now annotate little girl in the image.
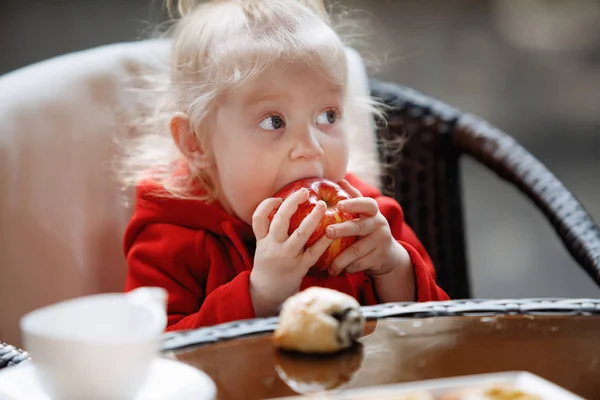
[122,0,449,332]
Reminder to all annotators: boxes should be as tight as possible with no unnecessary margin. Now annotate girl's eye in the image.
[258,115,285,131]
[316,109,337,125]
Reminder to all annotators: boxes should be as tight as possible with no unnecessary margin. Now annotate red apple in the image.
[269,178,359,276]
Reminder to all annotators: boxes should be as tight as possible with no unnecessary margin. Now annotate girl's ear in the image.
[170,112,213,168]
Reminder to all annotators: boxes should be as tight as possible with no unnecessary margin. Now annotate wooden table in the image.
[161,300,600,399]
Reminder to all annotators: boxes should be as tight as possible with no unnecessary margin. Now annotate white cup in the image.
[20,287,167,400]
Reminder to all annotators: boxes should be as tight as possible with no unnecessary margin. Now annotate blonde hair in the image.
[119,0,379,200]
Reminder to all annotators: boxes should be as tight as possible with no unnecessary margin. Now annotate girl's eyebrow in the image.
[242,85,343,110]
[245,92,290,107]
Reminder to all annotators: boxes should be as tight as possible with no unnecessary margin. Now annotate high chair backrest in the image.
[0,40,379,347]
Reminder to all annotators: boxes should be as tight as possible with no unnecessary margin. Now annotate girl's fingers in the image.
[252,197,284,240]
[328,235,377,276]
[326,216,378,239]
[286,200,327,250]
[337,179,363,198]
[269,188,310,242]
[337,197,379,217]
[344,249,377,274]
[301,232,335,272]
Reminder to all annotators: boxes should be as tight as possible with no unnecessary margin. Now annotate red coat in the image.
[124,174,449,332]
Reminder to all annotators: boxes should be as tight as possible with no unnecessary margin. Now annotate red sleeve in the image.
[377,196,450,302]
[125,223,256,332]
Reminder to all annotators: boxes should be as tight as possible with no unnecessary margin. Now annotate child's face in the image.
[209,64,349,225]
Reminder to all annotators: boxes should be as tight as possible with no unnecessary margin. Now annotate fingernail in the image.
[337,201,345,209]
[326,226,335,238]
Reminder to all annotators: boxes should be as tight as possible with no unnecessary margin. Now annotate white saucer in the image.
[0,357,216,400]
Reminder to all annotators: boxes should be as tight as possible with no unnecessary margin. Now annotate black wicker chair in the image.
[4,81,600,371]
[369,79,600,300]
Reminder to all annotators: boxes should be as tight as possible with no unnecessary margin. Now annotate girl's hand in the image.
[250,188,334,316]
[326,180,411,278]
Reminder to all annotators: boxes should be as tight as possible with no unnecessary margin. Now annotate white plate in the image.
[273,371,584,399]
[0,357,216,400]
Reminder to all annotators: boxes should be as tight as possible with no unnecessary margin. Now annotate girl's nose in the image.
[289,125,325,161]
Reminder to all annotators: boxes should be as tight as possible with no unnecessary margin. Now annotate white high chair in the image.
[0,40,380,347]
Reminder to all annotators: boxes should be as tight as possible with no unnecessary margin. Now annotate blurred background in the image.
[1,0,599,299]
